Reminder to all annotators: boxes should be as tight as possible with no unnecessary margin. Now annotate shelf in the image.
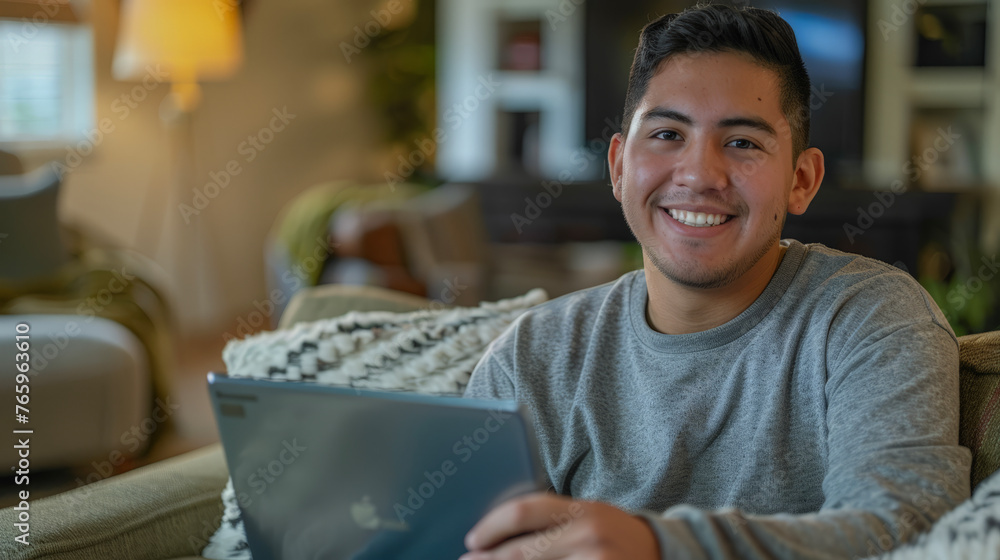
[494,70,570,88]
[920,0,986,6]
[912,181,991,193]
[909,68,987,108]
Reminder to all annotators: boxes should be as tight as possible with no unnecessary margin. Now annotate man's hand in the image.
[459,492,660,560]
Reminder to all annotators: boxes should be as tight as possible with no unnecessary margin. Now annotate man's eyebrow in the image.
[639,107,778,137]
[718,116,777,137]
[639,108,693,127]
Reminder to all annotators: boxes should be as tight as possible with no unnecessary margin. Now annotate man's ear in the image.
[608,132,625,202]
[788,147,824,215]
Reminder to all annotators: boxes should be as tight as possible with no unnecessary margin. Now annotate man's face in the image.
[610,51,814,290]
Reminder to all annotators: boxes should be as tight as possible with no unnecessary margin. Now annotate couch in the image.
[1,285,996,560]
[1,161,175,471]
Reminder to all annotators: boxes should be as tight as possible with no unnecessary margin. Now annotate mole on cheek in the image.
[774,213,778,221]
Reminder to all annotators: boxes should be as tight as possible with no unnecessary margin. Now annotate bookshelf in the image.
[863,0,1000,251]
[436,0,586,182]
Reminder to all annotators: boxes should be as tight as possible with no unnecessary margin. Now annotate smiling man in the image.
[461,5,971,560]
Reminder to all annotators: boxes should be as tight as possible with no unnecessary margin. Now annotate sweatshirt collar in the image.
[628,239,806,354]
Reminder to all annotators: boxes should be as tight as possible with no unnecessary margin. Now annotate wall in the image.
[21,0,402,336]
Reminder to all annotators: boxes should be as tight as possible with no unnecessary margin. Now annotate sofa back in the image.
[957,330,1000,490]
[278,283,432,329]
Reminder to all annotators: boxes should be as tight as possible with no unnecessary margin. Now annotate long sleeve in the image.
[464,351,516,401]
[636,289,972,559]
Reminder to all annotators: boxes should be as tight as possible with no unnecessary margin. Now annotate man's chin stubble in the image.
[647,251,743,290]
[641,230,782,291]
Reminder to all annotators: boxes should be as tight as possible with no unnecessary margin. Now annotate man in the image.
[460,4,971,560]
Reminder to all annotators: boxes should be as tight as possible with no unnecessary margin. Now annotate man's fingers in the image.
[460,530,573,560]
[465,493,570,551]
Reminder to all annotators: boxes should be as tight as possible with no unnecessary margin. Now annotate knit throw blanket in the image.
[201,289,548,560]
[866,469,1000,560]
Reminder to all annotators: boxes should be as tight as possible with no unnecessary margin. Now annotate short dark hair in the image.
[621,4,811,158]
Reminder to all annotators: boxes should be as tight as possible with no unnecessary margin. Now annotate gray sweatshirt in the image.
[463,239,972,559]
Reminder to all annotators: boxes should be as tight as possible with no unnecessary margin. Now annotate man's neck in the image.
[645,243,787,335]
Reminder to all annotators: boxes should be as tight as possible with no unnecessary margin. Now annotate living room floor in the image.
[0,334,225,508]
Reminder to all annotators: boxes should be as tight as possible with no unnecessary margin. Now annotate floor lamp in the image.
[112,0,244,330]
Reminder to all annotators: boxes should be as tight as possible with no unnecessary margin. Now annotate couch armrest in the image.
[0,443,227,560]
[958,330,1000,490]
[278,283,431,328]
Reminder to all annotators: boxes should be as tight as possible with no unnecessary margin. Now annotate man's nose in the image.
[673,139,728,193]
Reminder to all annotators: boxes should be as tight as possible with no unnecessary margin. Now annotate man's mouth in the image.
[664,208,733,228]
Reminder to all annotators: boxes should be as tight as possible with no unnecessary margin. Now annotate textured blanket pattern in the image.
[867,469,1000,560]
[201,289,547,560]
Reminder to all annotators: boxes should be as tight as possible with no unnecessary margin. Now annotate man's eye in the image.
[727,138,758,149]
[655,130,680,141]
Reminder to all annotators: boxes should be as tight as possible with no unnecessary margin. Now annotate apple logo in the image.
[349,495,411,532]
[350,496,380,530]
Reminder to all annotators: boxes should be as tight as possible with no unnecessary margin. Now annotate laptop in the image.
[207,372,549,559]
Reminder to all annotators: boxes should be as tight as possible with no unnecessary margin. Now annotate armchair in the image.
[1,161,176,471]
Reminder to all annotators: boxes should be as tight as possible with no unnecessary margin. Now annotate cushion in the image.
[201,289,547,559]
[868,468,1000,559]
[957,331,1000,490]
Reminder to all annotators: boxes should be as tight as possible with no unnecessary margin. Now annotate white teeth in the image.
[667,209,731,227]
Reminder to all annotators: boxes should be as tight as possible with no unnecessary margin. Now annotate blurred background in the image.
[1,0,998,503]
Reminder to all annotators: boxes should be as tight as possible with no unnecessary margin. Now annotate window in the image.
[0,19,93,145]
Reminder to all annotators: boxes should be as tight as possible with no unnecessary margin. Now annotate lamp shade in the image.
[113,0,243,84]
